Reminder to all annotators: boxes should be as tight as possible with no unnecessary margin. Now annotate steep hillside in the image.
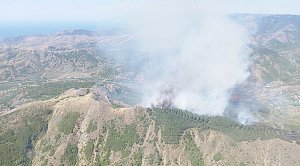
[230,14,300,132]
[1,88,300,166]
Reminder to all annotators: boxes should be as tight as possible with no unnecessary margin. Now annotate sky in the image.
[0,0,299,38]
[1,0,300,22]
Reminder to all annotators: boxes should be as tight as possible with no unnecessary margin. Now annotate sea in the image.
[0,22,116,39]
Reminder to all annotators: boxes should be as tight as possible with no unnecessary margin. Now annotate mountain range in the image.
[0,14,300,166]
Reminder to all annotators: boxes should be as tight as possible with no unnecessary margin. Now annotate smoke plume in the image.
[124,0,251,115]
[237,107,258,125]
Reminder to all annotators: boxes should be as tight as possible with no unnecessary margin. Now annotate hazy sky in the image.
[1,0,300,22]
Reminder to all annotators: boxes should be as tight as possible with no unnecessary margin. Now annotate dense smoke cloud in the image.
[122,0,251,115]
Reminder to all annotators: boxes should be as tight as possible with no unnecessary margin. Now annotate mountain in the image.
[0,14,300,166]
[0,29,130,81]
[1,88,300,166]
[0,29,136,112]
[237,15,300,133]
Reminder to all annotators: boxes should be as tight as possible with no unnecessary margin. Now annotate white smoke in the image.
[123,0,251,115]
[237,108,258,125]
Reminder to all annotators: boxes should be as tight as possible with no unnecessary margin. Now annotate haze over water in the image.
[0,22,110,38]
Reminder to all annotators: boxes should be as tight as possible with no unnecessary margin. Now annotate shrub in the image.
[62,143,78,166]
[58,112,80,135]
[0,108,52,165]
[184,132,204,166]
[213,152,223,162]
[133,149,143,166]
[105,124,139,152]
[84,140,94,161]
[86,121,97,133]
